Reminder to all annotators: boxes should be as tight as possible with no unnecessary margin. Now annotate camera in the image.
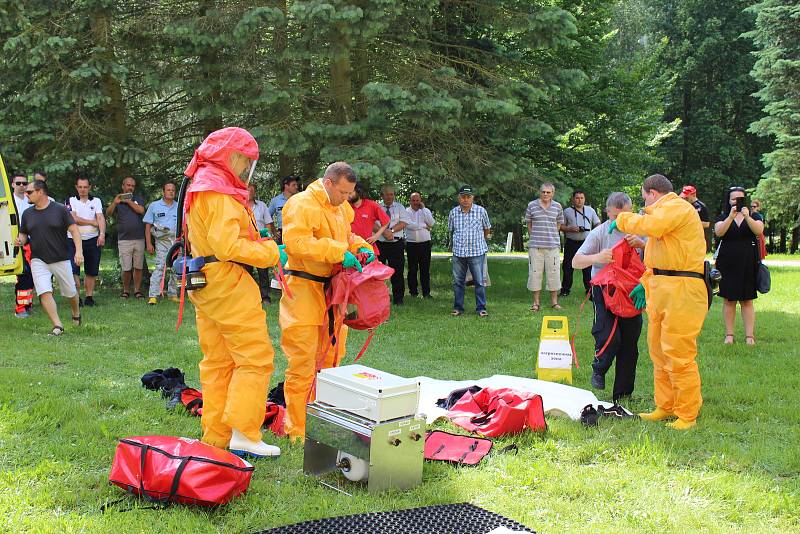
[120,192,133,201]
[579,227,591,232]
[734,197,746,211]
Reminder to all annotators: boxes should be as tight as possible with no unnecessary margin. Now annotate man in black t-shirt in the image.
[15,180,84,336]
[680,185,711,252]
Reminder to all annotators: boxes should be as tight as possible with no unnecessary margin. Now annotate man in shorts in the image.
[66,177,106,306]
[525,182,565,311]
[15,180,83,335]
[106,176,146,298]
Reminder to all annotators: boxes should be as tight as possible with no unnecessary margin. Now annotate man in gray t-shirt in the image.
[106,176,147,298]
[573,192,646,400]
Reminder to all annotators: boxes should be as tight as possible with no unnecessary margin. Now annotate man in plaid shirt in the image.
[447,185,491,317]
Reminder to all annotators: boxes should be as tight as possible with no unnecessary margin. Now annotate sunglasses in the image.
[24,189,36,195]
[14,181,27,186]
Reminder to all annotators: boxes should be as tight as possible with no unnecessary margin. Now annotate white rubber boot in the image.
[229,429,281,459]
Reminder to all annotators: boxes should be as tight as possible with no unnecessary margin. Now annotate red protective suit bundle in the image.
[109,436,253,506]
[590,239,646,319]
[327,260,394,330]
[445,388,547,437]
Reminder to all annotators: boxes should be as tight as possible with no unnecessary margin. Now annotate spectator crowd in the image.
[9,164,766,430]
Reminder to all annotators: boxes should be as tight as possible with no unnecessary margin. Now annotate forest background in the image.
[1,0,797,251]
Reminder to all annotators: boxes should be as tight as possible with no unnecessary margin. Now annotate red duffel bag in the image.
[109,436,254,506]
[445,388,547,437]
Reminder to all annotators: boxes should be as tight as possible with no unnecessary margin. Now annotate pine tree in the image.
[747,0,800,250]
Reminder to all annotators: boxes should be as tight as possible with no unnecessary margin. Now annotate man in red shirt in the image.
[348,182,389,255]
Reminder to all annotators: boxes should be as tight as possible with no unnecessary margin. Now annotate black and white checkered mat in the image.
[258,503,536,534]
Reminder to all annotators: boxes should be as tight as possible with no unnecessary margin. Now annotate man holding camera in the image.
[561,189,600,297]
[106,176,146,298]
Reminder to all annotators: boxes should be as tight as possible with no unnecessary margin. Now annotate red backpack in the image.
[590,239,645,319]
[325,260,394,362]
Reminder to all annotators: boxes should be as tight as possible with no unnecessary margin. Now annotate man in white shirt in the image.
[405,192,435,298]
[11,174,34,318]
[561,189,601,297]
[378,184,410,305]
[66,177,106,306]
[248,183,276,303]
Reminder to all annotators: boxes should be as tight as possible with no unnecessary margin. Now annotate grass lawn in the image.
[1,259,799,533]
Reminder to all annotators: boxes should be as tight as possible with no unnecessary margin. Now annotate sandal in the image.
[529,303,540,312]
[120,292,130,299]
[72,315,82,327]
[451,310,462,316]
[552,303,563,310]
[48,325,64,336]
[745,335,755,346]
[478,310,489,317]
[724,333,734,345]
[134,291,144,299]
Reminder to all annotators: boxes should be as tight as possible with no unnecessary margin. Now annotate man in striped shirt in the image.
[447,185,491,317]
[525,182,565,311]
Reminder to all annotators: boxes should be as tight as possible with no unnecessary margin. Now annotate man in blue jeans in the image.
[447,185,491,317]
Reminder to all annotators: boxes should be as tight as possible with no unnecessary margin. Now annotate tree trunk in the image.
[680,81,692,182]
[330,23,352,125]
[791,226,799,254]
[198,0,222,135]
[273,0,293,178]
[88,8,129,182]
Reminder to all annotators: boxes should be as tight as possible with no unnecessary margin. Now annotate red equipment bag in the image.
[424,431,493,465]
[589,239,645,319]
[445,388,547,437]
[108,436,254,506]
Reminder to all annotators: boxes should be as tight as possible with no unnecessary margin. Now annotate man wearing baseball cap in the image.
[447,185,491,317]
[680,185,710,251]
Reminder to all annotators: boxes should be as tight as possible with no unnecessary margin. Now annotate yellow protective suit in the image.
[279,178,369,440]
[187,191,280,448]
[616,192,708,422]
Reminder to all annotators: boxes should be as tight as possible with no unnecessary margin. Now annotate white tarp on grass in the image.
[415,374,622,423]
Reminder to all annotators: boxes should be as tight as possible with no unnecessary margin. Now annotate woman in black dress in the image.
[714,187,764,345]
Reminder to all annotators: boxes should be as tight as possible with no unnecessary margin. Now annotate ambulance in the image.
[0,153,23,277]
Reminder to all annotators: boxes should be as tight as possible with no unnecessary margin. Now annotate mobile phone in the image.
[734,197,746,211]
[120,192,133,201]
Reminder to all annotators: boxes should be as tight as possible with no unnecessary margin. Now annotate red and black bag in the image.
[109,436,253,506]
[445,388,547,437]
[424,431,494,465]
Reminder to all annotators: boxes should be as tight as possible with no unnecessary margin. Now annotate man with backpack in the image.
[572,193,646,401]
[279,162,374,441]
[611,174,708,430]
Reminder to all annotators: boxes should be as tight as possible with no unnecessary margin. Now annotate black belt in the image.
[283,269,332,284]
[653,268,703,279]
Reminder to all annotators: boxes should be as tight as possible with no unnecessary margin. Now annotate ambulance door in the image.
[0,154,23,276]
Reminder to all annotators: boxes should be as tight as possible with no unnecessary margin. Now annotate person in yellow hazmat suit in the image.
[279,162,375,440]
[183,127,287,457]
[610,174,708,430]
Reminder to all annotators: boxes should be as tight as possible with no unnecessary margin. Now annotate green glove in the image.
[608,220,618,234]
[357,246,376,264]
[629,283,646,310]
[259,228,272,239]
[278,244,288,268]
[342,250,363,272]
